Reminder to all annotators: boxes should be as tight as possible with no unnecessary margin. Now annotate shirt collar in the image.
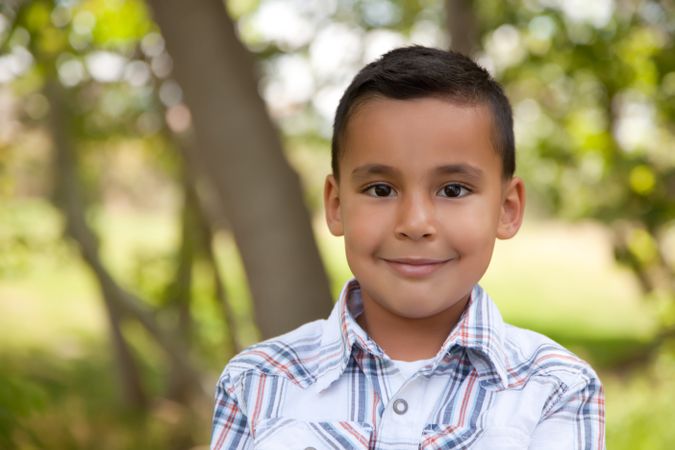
[435,284,509,389]
[315,279,509,392]
[315,279,370,392]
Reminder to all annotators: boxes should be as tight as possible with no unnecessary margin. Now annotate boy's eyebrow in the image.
[350,163,484,180]
[350,164,400,180]
[434,164,484,180]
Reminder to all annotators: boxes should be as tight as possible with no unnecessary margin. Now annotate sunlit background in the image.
[1,0,674,448]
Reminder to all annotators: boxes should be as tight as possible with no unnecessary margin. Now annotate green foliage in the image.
[605,341,675,450]
[226,0,261,20]
[479,1,674,295]
[0,344,208,450]
[0,200,67,278]
[0,371,47,448]
[5,0,169,139]
[85,0,152,48]
[444,2,675,320]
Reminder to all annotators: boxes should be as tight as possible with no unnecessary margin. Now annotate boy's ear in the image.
[497,176,526,240]
[324,175,344,236]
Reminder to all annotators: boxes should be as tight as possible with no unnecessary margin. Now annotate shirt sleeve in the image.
[210,371,253,450]
[529,374,606,450]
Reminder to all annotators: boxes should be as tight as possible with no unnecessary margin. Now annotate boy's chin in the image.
[361,287,471,321]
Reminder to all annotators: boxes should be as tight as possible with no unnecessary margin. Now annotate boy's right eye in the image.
[364,183,395,197]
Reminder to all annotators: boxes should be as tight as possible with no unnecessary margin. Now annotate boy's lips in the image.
[381,257,453,277]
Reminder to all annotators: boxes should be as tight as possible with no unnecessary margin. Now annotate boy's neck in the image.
[356,294,470,362]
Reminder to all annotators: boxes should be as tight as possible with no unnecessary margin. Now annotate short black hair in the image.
[331,45,515,179]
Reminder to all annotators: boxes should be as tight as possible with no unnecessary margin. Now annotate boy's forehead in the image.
[343,96,494,144]
[347,95,487,122]
[340,97,500,170]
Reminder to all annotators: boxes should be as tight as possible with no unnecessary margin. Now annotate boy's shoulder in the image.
[221,318,329,388]
[217,287,601,394]
[465,285,601,390]
[219,319,600,389]
[498,322,600,389]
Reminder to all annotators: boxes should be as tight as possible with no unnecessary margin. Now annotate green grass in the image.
[486,221,654,336]
[482,221,657,367]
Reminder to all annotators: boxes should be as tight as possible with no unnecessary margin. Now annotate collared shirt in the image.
[211,280,605,449]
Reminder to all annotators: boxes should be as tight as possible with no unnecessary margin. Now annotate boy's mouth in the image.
[381,257,453,277]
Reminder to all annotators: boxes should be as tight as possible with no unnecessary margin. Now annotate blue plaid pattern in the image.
[211,279,605,449]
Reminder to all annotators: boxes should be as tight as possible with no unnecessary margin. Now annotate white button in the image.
[304,447,317,450]
[393,398,408,415]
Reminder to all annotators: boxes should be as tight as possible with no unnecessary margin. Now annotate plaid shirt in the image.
[211,279,605,449]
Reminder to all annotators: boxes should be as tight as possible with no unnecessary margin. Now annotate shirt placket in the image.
[356,350,429,450]
[379,373,428,449]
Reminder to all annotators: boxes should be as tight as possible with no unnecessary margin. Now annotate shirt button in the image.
[393,398,408,415]
[304,447,317,450]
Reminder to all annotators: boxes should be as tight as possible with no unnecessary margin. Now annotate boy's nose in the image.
[394,194,436,240]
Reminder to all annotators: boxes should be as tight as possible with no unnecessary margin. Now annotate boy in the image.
[211,46,605,449]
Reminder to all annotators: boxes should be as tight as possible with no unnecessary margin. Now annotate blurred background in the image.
[0,0,674,448]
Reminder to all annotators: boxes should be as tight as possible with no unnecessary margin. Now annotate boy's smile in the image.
[324,97,525,358]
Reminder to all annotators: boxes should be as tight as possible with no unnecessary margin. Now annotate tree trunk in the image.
[147,0,333,339]
[445,0,478,56]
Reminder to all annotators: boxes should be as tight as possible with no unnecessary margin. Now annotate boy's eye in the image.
[438,183,470,198]
[364,183,395,197]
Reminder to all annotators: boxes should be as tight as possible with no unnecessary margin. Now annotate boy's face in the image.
[324,97,525,324]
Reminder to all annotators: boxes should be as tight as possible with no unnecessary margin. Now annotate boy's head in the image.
[331,46,515,180]
[324,46,525,351]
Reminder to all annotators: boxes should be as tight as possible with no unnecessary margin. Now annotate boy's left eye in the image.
[438,183,471,198]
